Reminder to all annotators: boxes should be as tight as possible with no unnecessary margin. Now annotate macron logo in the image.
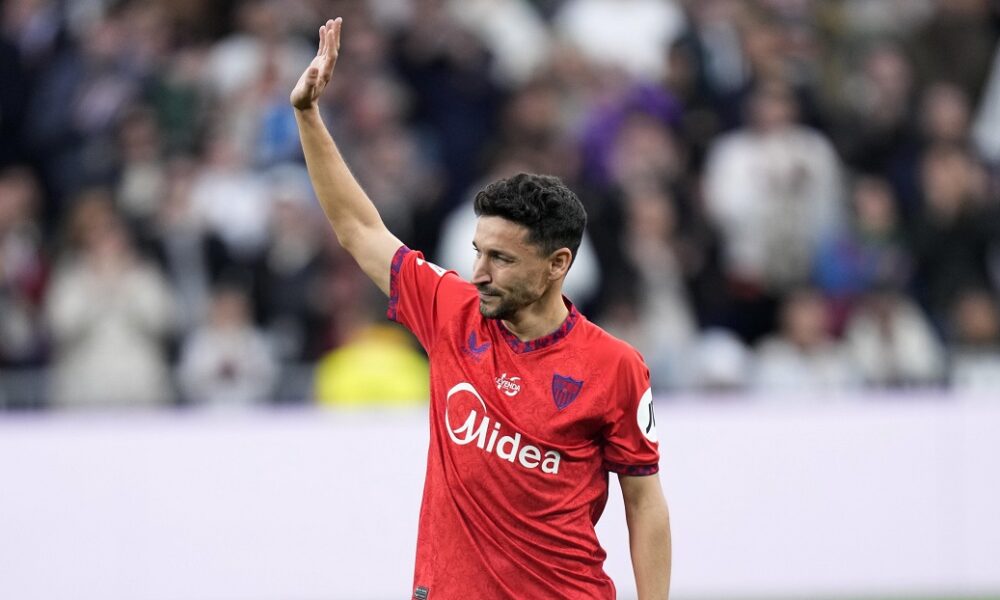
[465,331,490,359]
[445,382,560,474]
[495,373,522,397]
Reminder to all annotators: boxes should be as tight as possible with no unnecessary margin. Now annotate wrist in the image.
[293,104,322,120]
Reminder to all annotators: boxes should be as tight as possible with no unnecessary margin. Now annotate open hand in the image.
[290,18,341,111]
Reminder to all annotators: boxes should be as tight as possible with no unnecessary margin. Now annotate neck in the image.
[501,287,570,342]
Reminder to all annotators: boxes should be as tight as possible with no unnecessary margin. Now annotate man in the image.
[292,18,671,599]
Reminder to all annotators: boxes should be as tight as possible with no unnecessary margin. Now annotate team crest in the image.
[551,374,583,410]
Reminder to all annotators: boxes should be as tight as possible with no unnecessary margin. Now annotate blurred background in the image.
[1,0,1000,407]
[0,0,999,599]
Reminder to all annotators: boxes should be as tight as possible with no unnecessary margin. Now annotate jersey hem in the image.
[603,461,660,476]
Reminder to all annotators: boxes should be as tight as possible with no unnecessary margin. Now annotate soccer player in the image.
[292,18,671,600]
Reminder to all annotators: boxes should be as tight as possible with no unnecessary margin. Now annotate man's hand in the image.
[290,17,341,111]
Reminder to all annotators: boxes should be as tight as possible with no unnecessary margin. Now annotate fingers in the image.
[325,18,340,60]
[318,18,339,57]
[319,18,340,82]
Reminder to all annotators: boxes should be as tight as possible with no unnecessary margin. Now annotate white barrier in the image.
[0,396,998,600]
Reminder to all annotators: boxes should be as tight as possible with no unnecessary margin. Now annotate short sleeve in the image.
[387,246,474,352]
[601,350,660,476]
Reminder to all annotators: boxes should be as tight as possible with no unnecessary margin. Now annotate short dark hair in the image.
[473,173,587,260]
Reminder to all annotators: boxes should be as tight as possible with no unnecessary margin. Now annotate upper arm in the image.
[342,223,404,297]
[602,351,659,474]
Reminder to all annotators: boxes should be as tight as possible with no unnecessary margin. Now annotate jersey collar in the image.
[491,299,580,354]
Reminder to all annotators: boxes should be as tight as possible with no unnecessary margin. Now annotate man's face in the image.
[471,216,551,320]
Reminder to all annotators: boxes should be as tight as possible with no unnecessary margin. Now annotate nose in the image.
[471,255,491,286]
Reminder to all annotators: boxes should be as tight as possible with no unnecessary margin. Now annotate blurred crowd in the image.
[1,0,1000,409]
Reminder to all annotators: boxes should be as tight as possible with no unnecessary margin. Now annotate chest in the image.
[431,323,606,447]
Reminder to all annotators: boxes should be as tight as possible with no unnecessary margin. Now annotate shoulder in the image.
[575,317,646,368]
[397,246,477,296]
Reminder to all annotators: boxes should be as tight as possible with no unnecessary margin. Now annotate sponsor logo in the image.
[495,373,521,397]
[445,382,561,474]
[636,387,657,443]
[551,374,584,410]
[463,331,490,360]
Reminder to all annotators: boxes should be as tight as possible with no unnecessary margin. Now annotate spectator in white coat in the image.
[46,193,175,407]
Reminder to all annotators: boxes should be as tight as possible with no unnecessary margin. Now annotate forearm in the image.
[294,106,387,251]
[626,495,672,599]
[291,19,402,295]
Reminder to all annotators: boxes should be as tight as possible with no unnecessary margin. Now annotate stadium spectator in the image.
[0,34,27,168]
[314,319,429,407]
[188,133,272,265]
[116,107,169,236]
[909,144,997,326]
[177,285,277,406]
[704,79,845,341]
[45,192,175,407]
[600,181,697,391]
[1,0,61,68]
[830,42,918,190]
[554,0,687,82]
[910,0,999,103]
[449,0,552,87]
[843,290,946,388]
[753,289,858,393]
[972,41,1000,163]
[813,175,912,329]
[202,0,312,100]
[144,156,228,335]
[23,12,142,203]
[947,288,1000,392]
[392,0,502,209]
[688,328,751,393]
[0,166,47,368]
[252,167,332,362]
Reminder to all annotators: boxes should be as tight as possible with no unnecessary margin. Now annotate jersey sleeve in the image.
[387,245,474,352]
[601,349,661,476]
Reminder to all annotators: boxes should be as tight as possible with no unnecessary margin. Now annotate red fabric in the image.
[388,246,660,600]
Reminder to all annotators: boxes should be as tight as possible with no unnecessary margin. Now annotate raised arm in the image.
[290,18,403,296]
[620,472,672,599]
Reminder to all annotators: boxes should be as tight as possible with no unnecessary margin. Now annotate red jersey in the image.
[387,246,660,600]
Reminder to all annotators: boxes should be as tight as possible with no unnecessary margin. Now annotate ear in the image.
[547,248,573,281]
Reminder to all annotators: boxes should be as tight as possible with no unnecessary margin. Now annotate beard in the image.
[477,284,542,320]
